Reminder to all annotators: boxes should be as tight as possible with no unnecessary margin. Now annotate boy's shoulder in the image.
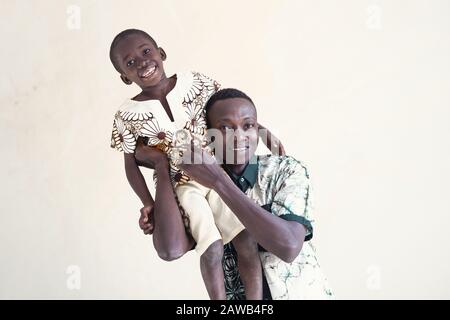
[190,70,218,82]
[114,99,153,117]
[178,71,221,103]
[189,71,221,89]
[173,70,218,84]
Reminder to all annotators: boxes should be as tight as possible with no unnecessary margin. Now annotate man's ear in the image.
[159,47,167,61]
[120,75,132,85]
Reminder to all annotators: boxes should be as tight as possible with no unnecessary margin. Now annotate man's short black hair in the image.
[109,29,158,73]
[205,88,256,128]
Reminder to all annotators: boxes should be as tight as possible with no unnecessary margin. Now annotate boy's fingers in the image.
[139,219,146,230]
[140,220,152,233]
[279,144,286,156]
[144,226,154,235]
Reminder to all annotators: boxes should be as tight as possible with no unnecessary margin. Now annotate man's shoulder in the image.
[257,154,310,178]
[258,154,306,168]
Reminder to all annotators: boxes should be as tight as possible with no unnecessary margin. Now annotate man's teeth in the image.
[234,147,247,151]
[142,66,156,77]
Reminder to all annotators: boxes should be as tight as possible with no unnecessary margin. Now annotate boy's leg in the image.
[175,181,226,300]
[231,230,263,300]
[200,239,226,299]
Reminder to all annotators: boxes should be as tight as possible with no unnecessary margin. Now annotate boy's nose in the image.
[137,59,148,69]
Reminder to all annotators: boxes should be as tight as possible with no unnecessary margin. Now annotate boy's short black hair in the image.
[109,29,158,73]
[205,88,256,128]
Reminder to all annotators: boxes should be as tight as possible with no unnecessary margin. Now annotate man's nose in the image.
[234,129,247,144]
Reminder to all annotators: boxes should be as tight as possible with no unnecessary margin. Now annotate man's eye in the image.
[127,60,135,67]
[245,123,255,129]
[144,48,150,54]
[220,125,231,130]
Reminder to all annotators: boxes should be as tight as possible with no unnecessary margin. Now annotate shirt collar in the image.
[223,156,259,192]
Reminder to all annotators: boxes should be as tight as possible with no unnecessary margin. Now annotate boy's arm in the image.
[258,123,286,156]
[124,153,154,207]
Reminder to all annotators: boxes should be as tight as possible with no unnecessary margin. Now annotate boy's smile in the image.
[112,33,167,89]
[207,98,259,175]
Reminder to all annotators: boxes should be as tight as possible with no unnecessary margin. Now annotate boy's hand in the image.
[266,135,286,156]
[258,123,286,156]
[139,205,155,235]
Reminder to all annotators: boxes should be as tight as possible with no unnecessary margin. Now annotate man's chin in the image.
[225,152,250,165]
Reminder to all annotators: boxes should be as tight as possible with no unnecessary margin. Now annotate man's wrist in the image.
[213,173,232,196]
[154,157,169,172]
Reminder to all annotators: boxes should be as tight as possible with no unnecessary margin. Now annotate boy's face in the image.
[207,98,259,165]
[112,34,166,88]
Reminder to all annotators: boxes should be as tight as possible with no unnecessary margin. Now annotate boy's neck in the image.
[134,73,177,101]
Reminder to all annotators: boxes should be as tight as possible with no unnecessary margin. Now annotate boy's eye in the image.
[127,59,135,67]
[220,125,232,131]
[244,123,255,129]
[144,48,150,55]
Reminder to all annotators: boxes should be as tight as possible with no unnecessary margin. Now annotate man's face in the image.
[207,98,259,165]
[112,34,166,88]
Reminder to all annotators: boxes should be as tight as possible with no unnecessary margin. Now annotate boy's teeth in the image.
[143,66,156,77]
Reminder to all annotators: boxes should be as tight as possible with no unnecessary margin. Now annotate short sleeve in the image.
[110,111,137,154]
[196,72,221,93]
[270,159,314,241]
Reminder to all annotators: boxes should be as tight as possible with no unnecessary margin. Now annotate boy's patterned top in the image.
[110,71,220,186]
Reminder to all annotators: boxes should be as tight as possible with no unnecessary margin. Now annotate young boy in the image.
[109,29,282,299]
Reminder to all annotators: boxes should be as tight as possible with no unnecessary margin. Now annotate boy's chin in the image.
[137,73,165,88]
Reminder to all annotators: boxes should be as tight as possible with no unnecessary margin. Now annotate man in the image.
[135,88,334,299]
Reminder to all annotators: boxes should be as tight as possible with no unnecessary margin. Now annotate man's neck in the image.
[224,163,248,176]
[223,156,257,176]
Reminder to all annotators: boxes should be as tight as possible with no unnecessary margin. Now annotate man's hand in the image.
[179,146,226,189]
[135,137,168,169]
[139,205,155,235]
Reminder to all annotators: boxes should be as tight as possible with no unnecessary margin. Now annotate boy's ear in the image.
[159,47,167,61]
[120,75,132,85]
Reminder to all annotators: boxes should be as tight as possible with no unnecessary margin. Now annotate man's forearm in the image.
[152,161,194,260]
[214,177,305,262]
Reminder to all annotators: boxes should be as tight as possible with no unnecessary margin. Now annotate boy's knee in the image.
[158,250,185,261]
[201,240,223,265]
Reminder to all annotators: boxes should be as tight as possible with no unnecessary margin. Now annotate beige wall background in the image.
[1,0,449,299]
